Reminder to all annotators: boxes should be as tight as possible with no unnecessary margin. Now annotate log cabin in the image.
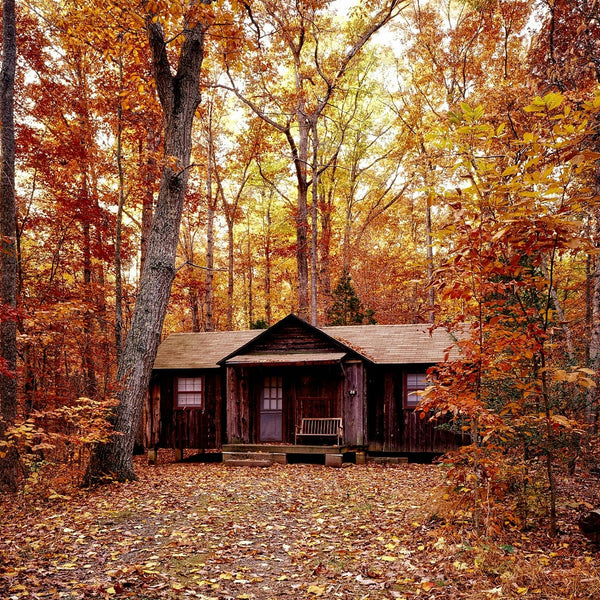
[145,314,465,464]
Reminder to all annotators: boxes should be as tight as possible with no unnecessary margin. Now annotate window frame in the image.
[405,371,428,409]
[175,375,204,409]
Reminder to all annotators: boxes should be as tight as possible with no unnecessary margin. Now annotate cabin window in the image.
[176,376,203,408]
[405,373,427,408]
[262,375,283,411]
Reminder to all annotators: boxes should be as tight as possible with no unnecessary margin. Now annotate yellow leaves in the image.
[459,102,484,122]
[452,560,470,571]
[307,584,327,596]
[516,586,529,595]
[501,164,519,177]
[551,367,596,389]
[524,93,564,113]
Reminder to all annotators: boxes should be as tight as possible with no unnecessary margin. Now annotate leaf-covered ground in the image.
[1,455,598,599]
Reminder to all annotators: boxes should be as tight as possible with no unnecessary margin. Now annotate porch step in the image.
[223,451,288,467]
[225,458,273,467]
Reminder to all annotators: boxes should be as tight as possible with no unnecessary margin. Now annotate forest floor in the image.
[0,453,599,600]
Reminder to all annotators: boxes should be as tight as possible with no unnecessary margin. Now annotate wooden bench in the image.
[295,417,343,446]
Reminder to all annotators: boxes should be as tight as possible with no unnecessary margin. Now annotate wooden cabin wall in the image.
[226,366,251,443]
[251,323,339,353]
[366,365,466,453]
[172,372,223,450]
[342,361,366,445]
[144,379,162,449]
[146,370,224,451]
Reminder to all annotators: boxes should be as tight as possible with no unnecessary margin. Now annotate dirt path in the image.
[1,458,598,599]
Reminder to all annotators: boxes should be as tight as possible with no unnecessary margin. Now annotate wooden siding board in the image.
[250,323,342,354]
[343,362,364,445]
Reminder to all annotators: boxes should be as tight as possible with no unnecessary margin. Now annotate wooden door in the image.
[260,375,283,442]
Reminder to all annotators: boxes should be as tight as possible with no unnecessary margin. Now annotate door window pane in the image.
[262,376,282,410]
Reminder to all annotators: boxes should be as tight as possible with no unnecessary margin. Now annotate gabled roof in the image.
[218,313,363,365]
[153,315,459,370]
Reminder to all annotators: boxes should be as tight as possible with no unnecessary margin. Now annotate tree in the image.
[326,271,373,326]
[224,0,407,323]
[423,92,600,535]
[85,1,214,483]
[0,0,18,491]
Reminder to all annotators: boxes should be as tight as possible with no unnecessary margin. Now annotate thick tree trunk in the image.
[84,12,208,484]
[0,0,18,492]
[141,128,159,274]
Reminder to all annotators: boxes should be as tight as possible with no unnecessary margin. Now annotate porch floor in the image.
[222,443,358,455]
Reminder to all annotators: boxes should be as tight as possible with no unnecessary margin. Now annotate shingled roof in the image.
[321,324,458,364]
[153,330,261,370]
[153,320,459,370]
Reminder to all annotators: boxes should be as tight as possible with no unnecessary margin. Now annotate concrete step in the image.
[224,458,273,467]
[223,451,288,466]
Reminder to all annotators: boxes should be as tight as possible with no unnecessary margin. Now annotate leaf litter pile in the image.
[1,456,598,599]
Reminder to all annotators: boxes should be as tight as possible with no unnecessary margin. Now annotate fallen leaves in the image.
[0,457,599,599]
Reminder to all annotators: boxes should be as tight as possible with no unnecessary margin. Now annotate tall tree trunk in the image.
[310,120,319,326]
[246,214,253,327]
[290,115,310,321]
[85,11,209,484]
[227,218,234,329]
[115,58,125,361]
[264,195,272,325]
[204,103,215,331]
[0,0,18,492]
[587,171,600,433]
[426,194,435,324]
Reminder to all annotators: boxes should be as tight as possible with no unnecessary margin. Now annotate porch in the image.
[222,443,367,467]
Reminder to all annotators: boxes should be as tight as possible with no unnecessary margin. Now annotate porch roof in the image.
[225,352,346,367]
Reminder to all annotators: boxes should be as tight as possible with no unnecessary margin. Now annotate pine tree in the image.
[326,272,374,326]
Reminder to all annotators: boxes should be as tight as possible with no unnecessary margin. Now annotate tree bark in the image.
[85,10,209,483]
[0,0,18,492]
[426,194,435,324]
[115,58,126,361]
[204,101,215,331]
[310,120,319,326]
[141,129,159,274]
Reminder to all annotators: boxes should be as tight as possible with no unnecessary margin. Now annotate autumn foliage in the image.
[0,0,598,558]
